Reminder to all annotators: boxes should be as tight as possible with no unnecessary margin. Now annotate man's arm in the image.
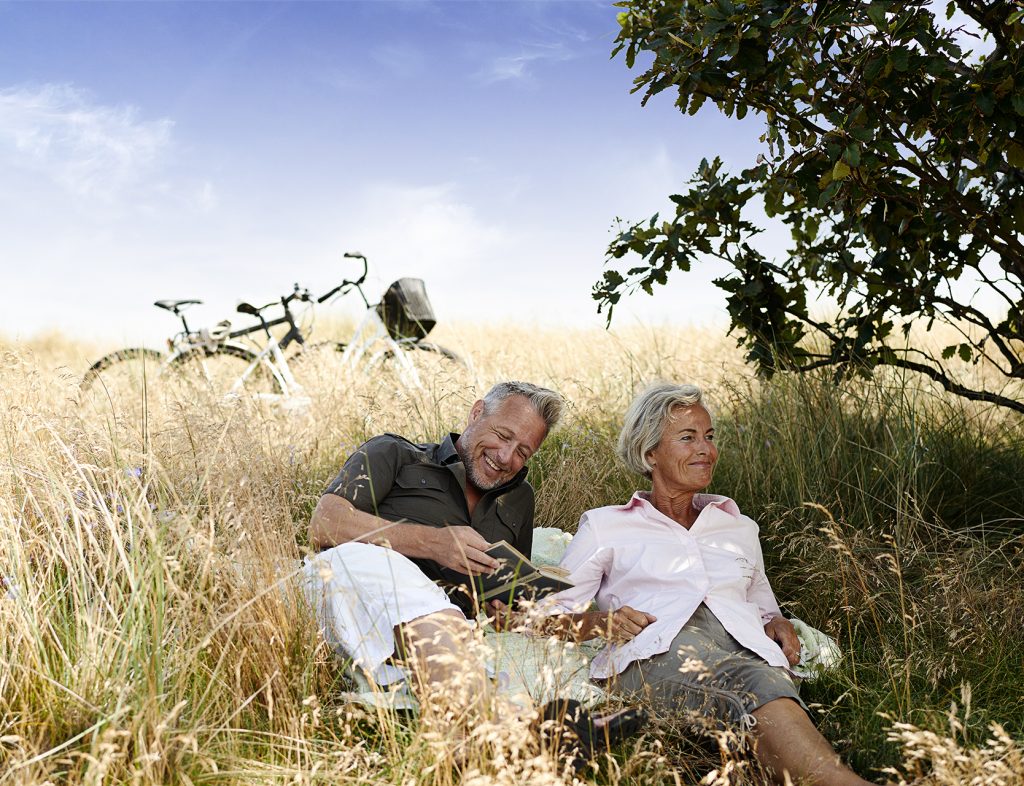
[309,494,500,575]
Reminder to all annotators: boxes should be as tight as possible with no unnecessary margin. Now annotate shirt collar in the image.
[436,433,461,465]
[621,490,741,518]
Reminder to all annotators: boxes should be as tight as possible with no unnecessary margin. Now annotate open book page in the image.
[475,540,574,604]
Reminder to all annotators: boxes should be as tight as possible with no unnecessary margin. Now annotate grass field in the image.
[1,323,1022,785]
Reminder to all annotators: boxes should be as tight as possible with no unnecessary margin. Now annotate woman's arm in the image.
[537,606,658,643]
[747,528,800,665]
[527,514,657,642]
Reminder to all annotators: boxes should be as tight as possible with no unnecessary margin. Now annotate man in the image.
[304,381,563,713]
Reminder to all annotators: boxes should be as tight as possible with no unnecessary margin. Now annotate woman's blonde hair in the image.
[616,381,705,478]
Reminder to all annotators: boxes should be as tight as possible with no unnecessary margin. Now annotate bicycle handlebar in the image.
[176,250,371,341]
[317,251,369,304]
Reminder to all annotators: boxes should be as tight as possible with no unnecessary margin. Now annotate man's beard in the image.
[456,438,502,491]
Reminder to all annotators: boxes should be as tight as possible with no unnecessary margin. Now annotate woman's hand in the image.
[485,599,521,632]
[600,606,657,644]
[764,616,801,666]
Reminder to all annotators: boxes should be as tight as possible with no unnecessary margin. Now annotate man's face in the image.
[456,395,548,491]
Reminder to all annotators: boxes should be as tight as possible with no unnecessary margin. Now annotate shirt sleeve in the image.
[323,435,402,515]
[746,525,783,624]
[543,512,610,614]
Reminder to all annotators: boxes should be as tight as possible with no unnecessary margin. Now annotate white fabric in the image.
[545,492,792,679]
[790,616,843,679]
[302,541,460,685]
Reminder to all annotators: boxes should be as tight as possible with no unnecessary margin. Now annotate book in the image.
[473,539,575,605]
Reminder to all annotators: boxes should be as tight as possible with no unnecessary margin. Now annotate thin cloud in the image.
[0,83,173,200]
[349,182,506,275]
[476,43,574,84]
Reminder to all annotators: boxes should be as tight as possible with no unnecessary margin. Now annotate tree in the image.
[595,0,1024,413]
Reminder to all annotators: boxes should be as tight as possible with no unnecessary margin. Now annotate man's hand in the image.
[764,616,801,666]
[428,526,500,575]
[600,606,658,644]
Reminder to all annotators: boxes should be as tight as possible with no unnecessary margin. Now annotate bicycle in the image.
[80,252,466,415]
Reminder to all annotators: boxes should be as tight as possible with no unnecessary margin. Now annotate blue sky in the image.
[2,1,778,344]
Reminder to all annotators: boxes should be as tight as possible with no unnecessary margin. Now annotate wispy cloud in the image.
[476,42,574,84]
[0,83,173,200]
[349,182,506,274]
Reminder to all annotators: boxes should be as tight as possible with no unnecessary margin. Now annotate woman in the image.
[544,382,874,786]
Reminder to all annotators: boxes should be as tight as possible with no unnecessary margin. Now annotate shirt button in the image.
[420,479,427,485]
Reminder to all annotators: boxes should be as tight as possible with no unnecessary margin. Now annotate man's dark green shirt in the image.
[324,433,536,591]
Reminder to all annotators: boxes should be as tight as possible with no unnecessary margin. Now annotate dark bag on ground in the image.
[376,278,437,341]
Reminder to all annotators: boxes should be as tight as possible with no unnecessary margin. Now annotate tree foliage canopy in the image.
[595,0,1024,413]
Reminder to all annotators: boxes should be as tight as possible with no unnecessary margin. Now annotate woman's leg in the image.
[751,697,874,786]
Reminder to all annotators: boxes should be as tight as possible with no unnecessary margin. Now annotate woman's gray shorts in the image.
[610,604,806,728]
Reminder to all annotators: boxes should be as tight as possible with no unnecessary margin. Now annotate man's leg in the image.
[751,697,874,786]
[397,609,644,773]
[397,609,493,724]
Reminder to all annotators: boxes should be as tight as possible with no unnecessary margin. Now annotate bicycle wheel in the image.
[80,347,166,424]
[167,344,284,402]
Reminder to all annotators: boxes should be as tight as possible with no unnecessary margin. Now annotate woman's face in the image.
[646,404,718,494]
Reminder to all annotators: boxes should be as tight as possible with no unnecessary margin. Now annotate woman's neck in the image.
[649,487,698,529]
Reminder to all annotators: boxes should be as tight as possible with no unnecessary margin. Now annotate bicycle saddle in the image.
[236,301,275,316]
[154,299,202,313]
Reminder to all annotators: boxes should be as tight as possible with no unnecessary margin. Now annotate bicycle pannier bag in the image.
[376,278,437,341]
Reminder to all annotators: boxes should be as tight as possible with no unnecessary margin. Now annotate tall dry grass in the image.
[1,324,1022,784]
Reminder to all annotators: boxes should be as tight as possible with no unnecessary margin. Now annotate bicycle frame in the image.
[340,308,425,389]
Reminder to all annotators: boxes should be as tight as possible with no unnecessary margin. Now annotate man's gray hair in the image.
[482,381,564,431]
[617,381,705,478]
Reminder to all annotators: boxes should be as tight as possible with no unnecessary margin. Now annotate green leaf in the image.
[864,55,885,83]
[844,145,861,167]
[833,160,852,180]
[1007,142,1024,169]
[889,48,910,72]
[867,3,887,29]
[941,345,956,360]
[958,344,972,362]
